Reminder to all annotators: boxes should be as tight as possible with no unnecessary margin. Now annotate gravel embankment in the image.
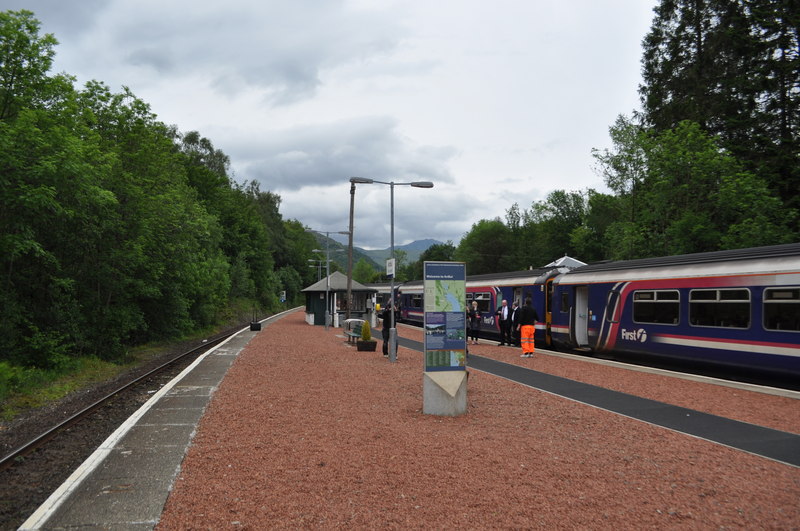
[157,312,799,529]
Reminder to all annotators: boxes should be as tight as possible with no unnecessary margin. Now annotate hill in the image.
[358,239,443,265]
[308,234,381,272]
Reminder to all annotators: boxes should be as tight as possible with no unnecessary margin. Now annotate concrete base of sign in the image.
[423,371,468,416]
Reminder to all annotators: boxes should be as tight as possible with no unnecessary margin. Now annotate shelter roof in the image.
[302,271,378,293]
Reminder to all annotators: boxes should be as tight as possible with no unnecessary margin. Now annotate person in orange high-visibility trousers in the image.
[516,296,539,358]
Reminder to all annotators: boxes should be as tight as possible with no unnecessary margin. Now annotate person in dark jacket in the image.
[516,297,539,358]
[380,303,398,357]
[495,299,513,346]
[510,301,520,347]
[467,301,481,344]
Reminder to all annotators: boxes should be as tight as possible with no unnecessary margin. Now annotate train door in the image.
[575,286,589,346]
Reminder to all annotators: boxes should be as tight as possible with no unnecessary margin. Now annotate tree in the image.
[640,0,800,222]
[352,258,378,284]
[592,115,648,225]
[391,249,409,281]
[569,191,622,262]
[455,219,513,274]
[0,10,62,121]
[508,191,588,268]
[593,118,796,257]
[0,10,312,374]
[406,241,456,280]
[283,219,322,286]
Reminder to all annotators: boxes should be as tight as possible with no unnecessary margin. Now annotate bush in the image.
[360,321,372,341]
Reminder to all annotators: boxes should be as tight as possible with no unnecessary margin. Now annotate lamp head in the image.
[410,181,434,188]
[350,177,374,184]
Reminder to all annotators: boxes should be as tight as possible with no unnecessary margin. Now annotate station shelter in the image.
[302,271,377,327]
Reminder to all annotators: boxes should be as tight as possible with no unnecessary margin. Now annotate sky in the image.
[3,0,657,250]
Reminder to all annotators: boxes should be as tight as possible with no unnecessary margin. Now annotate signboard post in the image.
[422,261,468,416]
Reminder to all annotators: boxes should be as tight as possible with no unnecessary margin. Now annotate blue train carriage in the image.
[550,243,800,379]
[463,268,563,344]
[397,280,425,324]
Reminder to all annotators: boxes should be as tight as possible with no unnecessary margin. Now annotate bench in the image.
[344,319,365,344]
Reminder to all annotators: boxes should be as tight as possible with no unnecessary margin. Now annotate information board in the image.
[423,261,467,371]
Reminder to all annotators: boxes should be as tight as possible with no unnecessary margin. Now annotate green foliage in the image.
[0,10,307,378]
[405,241,457,280]
[640,0,800,226]
[0,10,60,121]
[353,257,378,284]
[593,118,796,258]
[276,266,303,305]
[360,321,372,341]
[0,356,120,418]
[455,219,513,274]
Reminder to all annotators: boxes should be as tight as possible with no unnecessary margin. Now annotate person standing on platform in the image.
[380,303,395,357]
[510,301,520,347]
[495,299,512,346]
[517,296,539,358]
[468,300,481,344]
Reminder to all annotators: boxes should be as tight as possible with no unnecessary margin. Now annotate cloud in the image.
[233,116,456,191]
[2,0,658,250]
[32,1,407,106]
[0,0,107,39]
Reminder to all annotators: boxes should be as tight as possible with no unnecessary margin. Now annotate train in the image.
[383,243,800,384]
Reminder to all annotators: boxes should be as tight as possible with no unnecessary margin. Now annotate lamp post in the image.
[349,177,434,362]
[348,177,372,322]
[306,229,349,330]
[308,258,324,281]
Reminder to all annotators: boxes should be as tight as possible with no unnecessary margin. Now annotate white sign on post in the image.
[386,258,396,278]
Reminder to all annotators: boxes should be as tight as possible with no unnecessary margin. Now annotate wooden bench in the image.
[344,320,365,344]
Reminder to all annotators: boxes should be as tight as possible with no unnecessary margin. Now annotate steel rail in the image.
[0,326,240,472]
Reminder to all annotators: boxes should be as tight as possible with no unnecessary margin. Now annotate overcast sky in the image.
[3,0,656,250]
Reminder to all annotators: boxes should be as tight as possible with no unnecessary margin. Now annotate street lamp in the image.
[350,177,434,362]
[306,229,349,330]
[347,177,373,321]
[308,258,324,281]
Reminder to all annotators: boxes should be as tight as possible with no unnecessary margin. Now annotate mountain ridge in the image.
[357,239,443,264]
[309,235,442,271]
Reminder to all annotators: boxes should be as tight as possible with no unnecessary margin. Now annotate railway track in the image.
[0,322,250,529]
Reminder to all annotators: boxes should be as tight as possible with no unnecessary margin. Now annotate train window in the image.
[560,290,569,313]
[764,288,800,332]
[720,289,749,301]
[473,292,492,313]
[691,290,717,301]
[410,294,422,309]
[689,289,750,329]
[633,290,679,325]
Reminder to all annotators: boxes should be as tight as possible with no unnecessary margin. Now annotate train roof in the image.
[465,267,558,282]
[569,243,800,274]
[556,243,800,284]
[395,266,570,292]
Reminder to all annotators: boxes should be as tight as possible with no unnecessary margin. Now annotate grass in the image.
[0,299,296,422]
[0,299,280,422]
[0,357,126,421]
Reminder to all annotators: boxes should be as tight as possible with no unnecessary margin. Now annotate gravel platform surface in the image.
[157,312,799,529]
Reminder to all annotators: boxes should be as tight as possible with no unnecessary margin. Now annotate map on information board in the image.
[424,262,466,371]
[425,279,465,313]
